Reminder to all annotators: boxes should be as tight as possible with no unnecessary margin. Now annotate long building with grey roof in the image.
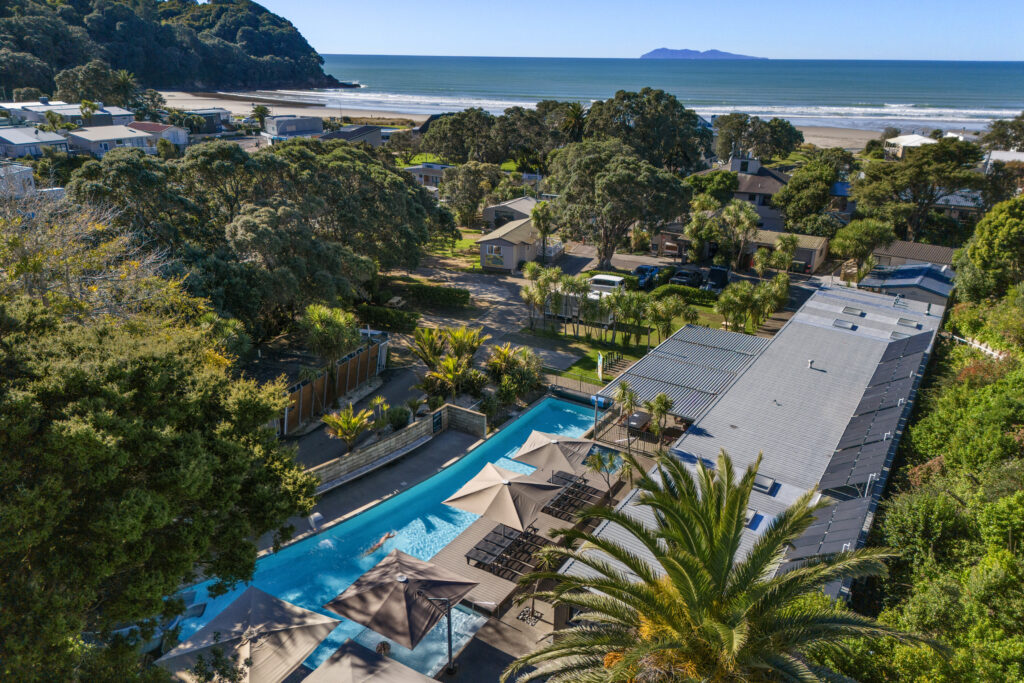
[564,285,946,597]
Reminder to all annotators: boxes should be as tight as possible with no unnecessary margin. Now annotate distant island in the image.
[640,48,766,60]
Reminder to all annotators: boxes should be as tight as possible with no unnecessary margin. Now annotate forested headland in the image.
[0,0,339,95]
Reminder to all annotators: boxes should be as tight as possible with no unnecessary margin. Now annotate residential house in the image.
[404,162,451,189]
[127,121,189,151]
[743,230,829,273]
[650,222,695,261]
[984,149,1024,172]
[475,217,541,272]
[321,125,382,147]
[185,108,231,134]
[859,262,954,306]
[14,99,134,127]
[0,127,68,158]
[872,240,956,268]
[0,163,35,198]
[67,126,154,158]
[828,181,856,222]
[934,189,984,224]
[694,156,791,230]
[261,115,324,144]
[884,134,936,160]
[482,196,539,229]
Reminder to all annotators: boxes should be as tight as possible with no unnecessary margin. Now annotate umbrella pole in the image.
[445,597,455,675]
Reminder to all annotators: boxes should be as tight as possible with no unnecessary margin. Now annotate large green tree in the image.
[982,111,1024,152]
[420,108,500,163]
[830,218,897,266]
[439,161,504,226]
[685,169,739,205]
[546,139,691,269]
[772,160,840,228]
[0,298,316,679]
[954,195,1024,302]
[585,88,711,174]
[713,113,804,161]
[503,451,932,682]
[851,138,984,243]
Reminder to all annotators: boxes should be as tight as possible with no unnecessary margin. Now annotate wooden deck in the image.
[433,466,637,615]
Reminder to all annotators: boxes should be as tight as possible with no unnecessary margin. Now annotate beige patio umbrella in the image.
[156,586,339,683]
[443,462,562,532]
[513,430,595,474]
[303,640,434,683]
[323,550,478,674]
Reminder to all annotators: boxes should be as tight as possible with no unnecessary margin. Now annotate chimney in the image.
[807,359,814,369]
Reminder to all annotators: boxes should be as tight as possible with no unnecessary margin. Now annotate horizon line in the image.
[318,53,1024,63]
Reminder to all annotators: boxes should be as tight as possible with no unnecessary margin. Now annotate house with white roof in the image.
[127,121,189,150]
[0,127,68,158]
[884,134,936,160]
[67,126,154,158]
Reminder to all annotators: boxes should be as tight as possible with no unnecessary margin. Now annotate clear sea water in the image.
[281,56,1024,131]
[175,397,595,676]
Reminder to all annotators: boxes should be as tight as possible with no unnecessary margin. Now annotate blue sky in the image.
[259,0,1024,60]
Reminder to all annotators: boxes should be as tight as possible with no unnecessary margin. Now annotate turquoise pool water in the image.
[175,397,595,675]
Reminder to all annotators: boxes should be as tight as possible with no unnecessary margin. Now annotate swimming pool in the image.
[175,397,595,675]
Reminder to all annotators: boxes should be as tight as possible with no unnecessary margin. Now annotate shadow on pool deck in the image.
[259,429,482,554]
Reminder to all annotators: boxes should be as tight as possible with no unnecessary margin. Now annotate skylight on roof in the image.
[897,318,920,329]
[833,319,856,330]
[842,306,865,317]
[890,331,910,340]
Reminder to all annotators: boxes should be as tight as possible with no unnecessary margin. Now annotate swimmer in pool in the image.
[363,531,396,556]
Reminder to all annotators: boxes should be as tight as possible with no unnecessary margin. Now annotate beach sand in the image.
[796,125,880,151]
[161,91,882,149]
[159,91,430,124]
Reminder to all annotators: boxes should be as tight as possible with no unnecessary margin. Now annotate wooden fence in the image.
[277,333,389,436]
[310,404,487,493]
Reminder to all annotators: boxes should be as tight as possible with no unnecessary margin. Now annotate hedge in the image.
[588,270,639,291]
[650,284,718,306]
[394,282,471,308]
[357,304,420,333]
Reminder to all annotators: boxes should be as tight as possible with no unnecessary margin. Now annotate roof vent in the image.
[897,318,920,329]
[753,474,776,494]
[890,331,909,340]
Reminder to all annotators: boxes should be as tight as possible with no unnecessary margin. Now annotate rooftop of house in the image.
[321,125,380,141]
[735,166,790,195]
[989,150,1024,164]
[475,217,539,245]
[859,263,955,298]
[564,286,944,592]
[0,127,66,145]
[934,189,984,209]
[127,121,176,133]
[885,134,937,148]
[404,162,452,172]
[872,240,956,267]
[67,125,152,142]
[752,229,828,251]
[486,195,539,214]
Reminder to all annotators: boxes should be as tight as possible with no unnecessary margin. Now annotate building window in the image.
[486,245,503,255]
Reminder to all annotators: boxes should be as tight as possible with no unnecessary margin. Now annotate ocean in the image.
[278,56,1024,131]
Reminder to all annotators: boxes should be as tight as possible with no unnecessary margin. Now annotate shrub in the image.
[356,304,420,333]
[588,270,639,291]
[394,283,471,308]
[387,407,411,430]
[428,395,445,410]
[651,284,718,306]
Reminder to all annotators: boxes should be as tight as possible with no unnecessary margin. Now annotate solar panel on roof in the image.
[903,333,933,355]
[880,337,910,361]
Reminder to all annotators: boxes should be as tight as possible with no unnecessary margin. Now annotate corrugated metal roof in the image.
[669,325,770,355]
[873,240,956,267]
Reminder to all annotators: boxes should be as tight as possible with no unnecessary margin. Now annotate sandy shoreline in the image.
[160,91,882,149]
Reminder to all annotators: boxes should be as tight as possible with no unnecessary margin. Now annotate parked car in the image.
[589,274,625,295]
[702,266,730,294]
[631,265,659,290]
[669,268,703,288]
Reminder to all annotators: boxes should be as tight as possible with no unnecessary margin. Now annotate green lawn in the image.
[398,153,445,168]
[428,228,480,258]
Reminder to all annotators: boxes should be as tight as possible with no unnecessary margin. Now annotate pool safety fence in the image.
[275,332,388,435]
[543,368,605,396]
[311,403,487,493]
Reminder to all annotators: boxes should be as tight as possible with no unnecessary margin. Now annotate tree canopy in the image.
[954,195,1024,302]
[982,111,1024,152]
[772,160,840,228]
[67,139,453,340]
[713,113,804,161]
[584,87,712,174]
[546,139,691,269]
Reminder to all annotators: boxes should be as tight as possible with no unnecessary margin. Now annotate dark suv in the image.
[669,268,703,288]
[702,266,730,294]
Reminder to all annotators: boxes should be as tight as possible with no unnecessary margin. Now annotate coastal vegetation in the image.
[0,0,338,94]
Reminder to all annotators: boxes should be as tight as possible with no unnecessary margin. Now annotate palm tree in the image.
[79,99,99,124]
[405,396,425,421]
[753,247,774,280]
[251,104,270,129]
[531,201,557,264]
[443,325,491,362]
[111,69,138,106]
[721,199,760,271]
[485,342,518,382]
[502,451,935,683]
[643,392,674,443]
[560,274,591,337]
[585,449,618,494]
[426,355,468,402]
[410,327,445,370]
[520,284,545,331]
[301,304,361,400]
[370,395,389,422]
[322,404,374,452]
[614,380,637,422]
[560,101,587,143]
